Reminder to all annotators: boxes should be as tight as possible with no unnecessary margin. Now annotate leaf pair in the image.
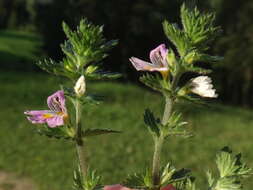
[36,124,120,141]
[144,109,191,139]
[73,167,101,190]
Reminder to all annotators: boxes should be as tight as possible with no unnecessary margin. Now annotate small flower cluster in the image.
[130,44,218,98]
[24,75,86,128]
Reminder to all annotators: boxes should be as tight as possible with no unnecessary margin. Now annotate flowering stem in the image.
[152,96,173,188]
[75,99,87,178]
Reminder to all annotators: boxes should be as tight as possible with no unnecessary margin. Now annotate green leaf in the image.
[36,59,73,78]
[180,4,221,50]
[123,169,152,189]
[215,177,241,190]
[83,128,121,137]
[185,178,198,190]
[73,167,101,190]
[206,170,215,187]
[143,109,160,137]
[216,147,251,178]
[36,125,74,140]
[184,65,212,74]
[163,20,190,57]
[183,50,223,64]
[160,163,176,185]
[80,94,104,106]
[123,173,146,189]
[86,71,122,80]
[207,147,251,190]
[140,73,171,94]
[162,112,192,138]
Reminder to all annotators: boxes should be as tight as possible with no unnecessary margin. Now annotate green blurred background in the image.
[0,0,253,189]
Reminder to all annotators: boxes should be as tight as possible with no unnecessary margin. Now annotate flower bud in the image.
[74,75,86,97]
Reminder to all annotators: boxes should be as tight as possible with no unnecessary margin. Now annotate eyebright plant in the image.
[24,18,120,190]
[23,4,251,190]
[124,3,251,190]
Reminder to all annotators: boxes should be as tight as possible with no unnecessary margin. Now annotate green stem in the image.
[75,99,87,178]
[152,96,173,188]
[161,97,173,126]
[152,136,164,187]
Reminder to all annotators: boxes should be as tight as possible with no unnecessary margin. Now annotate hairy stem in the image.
[75,99,87,178]
[152,136,164,187]
[152,96,173,188]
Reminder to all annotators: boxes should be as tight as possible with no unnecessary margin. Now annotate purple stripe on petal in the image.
[46,115,64,128]
[47,90,66,113]
[159,44,168,59]
[24,110,51,124]
[27,116,46,124]
[149,44,168,67]
[24,110,52,115]
[129,57,159,71]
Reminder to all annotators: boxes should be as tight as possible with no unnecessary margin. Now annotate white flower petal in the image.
[190,76,218,98]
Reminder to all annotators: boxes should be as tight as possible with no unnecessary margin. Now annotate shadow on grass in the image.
[0,51,37,71]
[0,30,40,42]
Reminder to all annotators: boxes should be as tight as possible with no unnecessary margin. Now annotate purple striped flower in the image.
[129,44,169,78]
[24,90,68,128]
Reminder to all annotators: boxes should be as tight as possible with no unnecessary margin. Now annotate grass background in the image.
[0,30,252,190]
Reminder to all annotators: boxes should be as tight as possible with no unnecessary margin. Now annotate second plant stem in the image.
[152,96,173,188]
[75,99,87,178]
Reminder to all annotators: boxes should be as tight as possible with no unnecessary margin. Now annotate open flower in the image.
[190,76,218,98]
[24,90,68,128]
[129,44,169,78]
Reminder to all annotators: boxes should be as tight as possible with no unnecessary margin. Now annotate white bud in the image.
[74,75,86,97]
[190,76,218,98]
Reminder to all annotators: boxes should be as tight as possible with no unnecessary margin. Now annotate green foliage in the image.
[37,18,118,80]
[61,19,117,69]
[216,148,251,178]
[163,4,222,75]
[163,21,190,57]
[73,167,101,190]
[160,162,193,189]
[37,124,75,140]
[207,147,251,190]
[144,109,161,137]
[160,163,176,185]
[144,109,192,139]
[180,4,221,50]
[123,170,152,189]
[140,73,171,94]
[37,58,77,79]
[81,94,104,106]
[162,112,192,138]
